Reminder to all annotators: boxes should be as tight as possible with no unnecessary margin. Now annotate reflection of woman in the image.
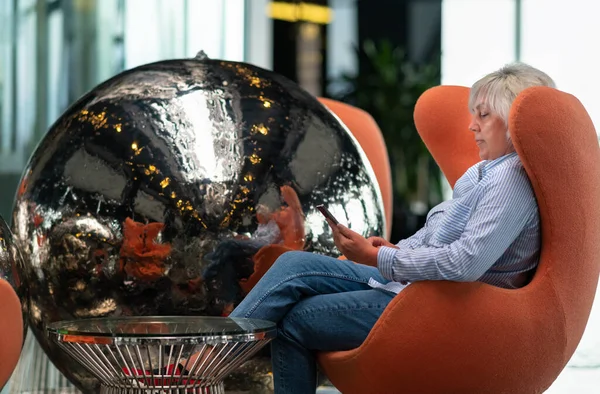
[202,185,306,315]
[229,63,555,393]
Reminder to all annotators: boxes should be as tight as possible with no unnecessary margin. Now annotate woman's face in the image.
[468,102,513,160]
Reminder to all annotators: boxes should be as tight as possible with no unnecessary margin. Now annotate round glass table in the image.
[47,316,276,394]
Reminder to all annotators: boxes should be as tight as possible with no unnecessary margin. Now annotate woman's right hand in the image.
[367,236,399,249]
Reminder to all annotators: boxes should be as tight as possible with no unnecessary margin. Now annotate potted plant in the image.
[331,39,443,240]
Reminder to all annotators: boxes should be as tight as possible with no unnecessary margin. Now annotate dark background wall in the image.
[358,0,441,67]
[272,0,442,94]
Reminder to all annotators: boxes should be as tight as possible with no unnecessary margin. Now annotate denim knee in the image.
[272,250,309,272]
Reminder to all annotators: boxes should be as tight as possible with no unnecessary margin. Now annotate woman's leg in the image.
[229,250,395,394]
[229,250,389,323]
[272,289,394,393]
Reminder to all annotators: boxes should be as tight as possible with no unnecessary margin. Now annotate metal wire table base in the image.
[99,382,225,394]
[55,338,268,393]
[47,316,276,393]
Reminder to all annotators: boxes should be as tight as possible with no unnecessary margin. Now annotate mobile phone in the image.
[316,204,339,225]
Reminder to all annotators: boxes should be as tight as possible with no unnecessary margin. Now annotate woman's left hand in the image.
[327,219,379,266]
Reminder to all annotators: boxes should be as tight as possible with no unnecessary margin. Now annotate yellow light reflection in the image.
[259,96,274,108]
[160,178,171,188]
[251,124,269,135]
[249,153,261,164]
[131,142,143,156]
[250,76,262,88]
[190,211,207,227]
[144,164,159,176]
[76,110,109,130]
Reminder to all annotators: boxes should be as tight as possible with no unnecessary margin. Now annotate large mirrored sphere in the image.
[0,214,27,340]
[12,56,384,392]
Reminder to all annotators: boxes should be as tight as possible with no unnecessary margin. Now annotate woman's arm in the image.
[377,167,537,283]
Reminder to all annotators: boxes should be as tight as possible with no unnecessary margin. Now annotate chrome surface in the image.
[48,316,274,394]
[0,214,27,339]
[47,316,277,343]
[12,56,384,392]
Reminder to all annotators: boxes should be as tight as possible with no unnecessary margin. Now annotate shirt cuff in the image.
[377,246,398,281]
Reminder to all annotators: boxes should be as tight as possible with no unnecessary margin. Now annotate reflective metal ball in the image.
[12,56,385,392]
[0,214,27,340]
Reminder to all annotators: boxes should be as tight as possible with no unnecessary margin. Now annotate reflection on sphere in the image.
[12,56,384,392]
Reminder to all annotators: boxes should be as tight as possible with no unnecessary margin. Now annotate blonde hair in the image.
[469,62,556,125]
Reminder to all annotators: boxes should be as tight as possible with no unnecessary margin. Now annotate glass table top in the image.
[47,316,276,338]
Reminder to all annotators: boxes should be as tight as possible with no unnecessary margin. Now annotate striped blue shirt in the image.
[370,152,540,294]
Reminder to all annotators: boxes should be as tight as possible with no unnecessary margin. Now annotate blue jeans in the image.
[229,251,396,394]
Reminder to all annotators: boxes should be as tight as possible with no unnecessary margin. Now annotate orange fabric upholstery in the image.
[412,86,481,188]
[319,97,393,239]
[318,86,600,393]
[0,279,23,387]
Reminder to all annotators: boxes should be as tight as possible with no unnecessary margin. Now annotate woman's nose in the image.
[468,119,478,132]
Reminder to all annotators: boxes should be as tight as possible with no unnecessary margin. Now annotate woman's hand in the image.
[327,219,379,266]
[367,236,399,249]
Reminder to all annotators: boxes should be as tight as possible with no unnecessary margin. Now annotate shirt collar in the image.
[479,152,519,179]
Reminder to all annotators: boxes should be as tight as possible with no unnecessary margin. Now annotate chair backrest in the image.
[415,85,600,361]
[413,86,481,187]
[0,279,23,387]
[318,97,393,239]
[510,86,600,355]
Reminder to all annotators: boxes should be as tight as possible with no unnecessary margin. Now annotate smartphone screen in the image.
[316,204,339,225]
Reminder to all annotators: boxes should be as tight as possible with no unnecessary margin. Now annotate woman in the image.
[229,63,556,394]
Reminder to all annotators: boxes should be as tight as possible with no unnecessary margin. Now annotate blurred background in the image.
[0,0,598,392]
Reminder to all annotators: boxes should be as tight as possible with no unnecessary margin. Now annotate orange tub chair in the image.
[0,278,23,388]
[317,85,600,393]
[318,97,393,240]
